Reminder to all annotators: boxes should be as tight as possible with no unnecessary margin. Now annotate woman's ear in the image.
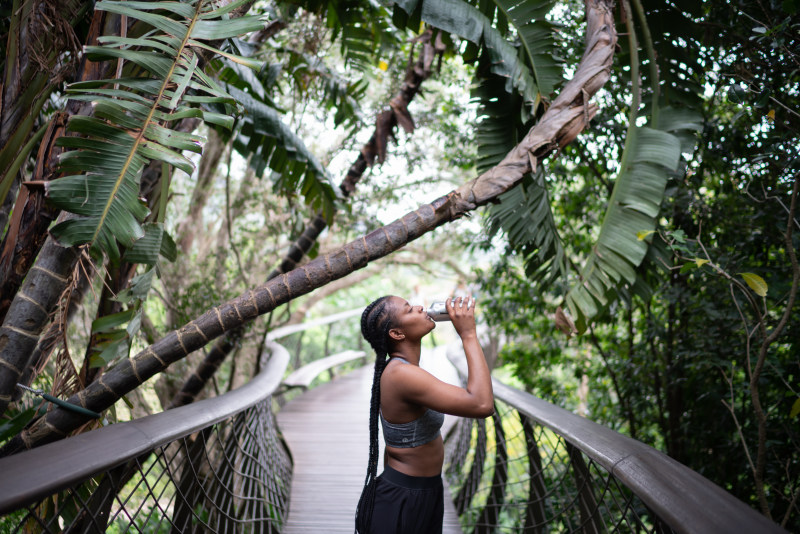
[388,327,406,341]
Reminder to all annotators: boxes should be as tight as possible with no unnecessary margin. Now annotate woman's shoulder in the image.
[382,358,411,379]
[382,359,437,391]
[382,358,417,380]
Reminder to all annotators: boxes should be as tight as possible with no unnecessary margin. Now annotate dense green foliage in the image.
[475,0,799,527]
[0,0,796,527]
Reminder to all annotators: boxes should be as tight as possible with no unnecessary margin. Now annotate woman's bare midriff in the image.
[385,435,445,477]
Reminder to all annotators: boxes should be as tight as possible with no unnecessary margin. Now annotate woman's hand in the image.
[447,296,477,339]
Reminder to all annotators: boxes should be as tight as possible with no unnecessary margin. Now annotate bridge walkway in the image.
[278,348,463,533]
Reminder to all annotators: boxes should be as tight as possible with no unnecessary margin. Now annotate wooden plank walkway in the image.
[277,346,464,533]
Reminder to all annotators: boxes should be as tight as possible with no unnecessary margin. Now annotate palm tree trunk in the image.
[0,0,92,216]
[0,112,68,323]
[168,32,444,408]
[11,266,94,403]
[0,2,122,321]
[0,227,81,415]
[1,0,616,454]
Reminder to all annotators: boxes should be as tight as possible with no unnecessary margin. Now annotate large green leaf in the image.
[46,0,265,259]
[298,0,400,72]
[639,0,705,113]
[392,0,562,108]
[565,125,683,331]
[394,0,565,273]
[488,170,567,284]
[473,76,524,174]
[227,85,338,221]
[556,0,705,331]
[492,0,561,97]
[476,75,567,284]
[123,222,177,265]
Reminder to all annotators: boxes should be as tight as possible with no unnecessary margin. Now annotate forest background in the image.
[0,0,797,529]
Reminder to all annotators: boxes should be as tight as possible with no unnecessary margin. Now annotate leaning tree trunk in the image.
[1,0,616,455]
[168,31,444,408]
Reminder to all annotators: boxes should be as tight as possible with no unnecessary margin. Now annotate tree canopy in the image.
[0,0,796,528]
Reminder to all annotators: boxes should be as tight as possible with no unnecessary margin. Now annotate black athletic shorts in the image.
[363,465,444,534]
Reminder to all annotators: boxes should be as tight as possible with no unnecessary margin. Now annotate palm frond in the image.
[45,0,265,259]
[274,47,368,128]
[216,49,362,222]
[488,170,567,283]
[298,0,400,72]
[476,74,567,283]
[89,267,158,369]
[473,76,525,173]
[640,0,705,111]
[491,0,562,98]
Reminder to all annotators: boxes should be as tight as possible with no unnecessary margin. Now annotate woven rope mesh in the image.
[444,399,677,533]
[4,399,291,533]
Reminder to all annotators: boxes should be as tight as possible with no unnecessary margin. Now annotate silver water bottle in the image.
[426,301,450,322]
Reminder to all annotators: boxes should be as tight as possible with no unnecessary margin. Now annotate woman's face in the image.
[386,296,435,342]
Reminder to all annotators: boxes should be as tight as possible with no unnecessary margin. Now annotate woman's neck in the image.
[389,340,421,365]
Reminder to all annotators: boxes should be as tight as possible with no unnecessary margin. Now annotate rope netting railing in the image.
[443,347,786,534]
[444,399,671,533]
[0,342,291,533]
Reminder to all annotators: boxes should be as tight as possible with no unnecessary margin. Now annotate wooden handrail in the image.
[0,341,290,515]
[446,345,786,534]
[283,349,366,390]
[266,307,362,340]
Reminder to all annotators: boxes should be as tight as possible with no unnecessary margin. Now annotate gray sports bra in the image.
[380,357,445,448]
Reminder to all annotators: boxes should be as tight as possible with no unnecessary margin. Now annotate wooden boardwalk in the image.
[277,347,463,533]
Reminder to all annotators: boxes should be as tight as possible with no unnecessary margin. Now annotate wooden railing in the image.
[0,342,291,533]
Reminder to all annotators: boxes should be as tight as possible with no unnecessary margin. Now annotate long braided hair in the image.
[355,296,396,533]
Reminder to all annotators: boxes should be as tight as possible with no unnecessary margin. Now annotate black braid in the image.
[355,296,395,534]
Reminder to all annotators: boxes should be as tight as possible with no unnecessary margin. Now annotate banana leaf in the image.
[565,125,687,332]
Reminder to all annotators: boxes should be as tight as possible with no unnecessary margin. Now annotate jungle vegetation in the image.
[0,0,796,528]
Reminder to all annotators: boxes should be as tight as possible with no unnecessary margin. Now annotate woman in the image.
[355,295,494,534]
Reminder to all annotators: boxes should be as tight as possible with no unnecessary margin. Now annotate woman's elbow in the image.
[475,398,495,418]
[463,389,494,417]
